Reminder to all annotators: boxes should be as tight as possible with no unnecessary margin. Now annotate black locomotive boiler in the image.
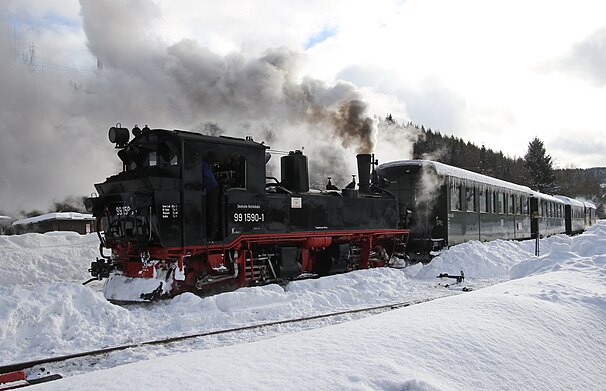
[86,126,409,301]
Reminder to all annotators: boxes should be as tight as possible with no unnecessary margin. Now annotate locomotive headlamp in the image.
[109,124,130,148]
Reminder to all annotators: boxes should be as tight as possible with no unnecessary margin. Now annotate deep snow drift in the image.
[1,223,606,390]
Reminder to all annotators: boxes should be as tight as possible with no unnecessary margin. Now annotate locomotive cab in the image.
[88,127,268,251]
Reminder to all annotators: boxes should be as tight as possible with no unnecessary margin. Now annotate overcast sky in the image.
[1,0,605,212]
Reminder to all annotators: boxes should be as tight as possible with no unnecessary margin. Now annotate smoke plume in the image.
[0,0,414,213]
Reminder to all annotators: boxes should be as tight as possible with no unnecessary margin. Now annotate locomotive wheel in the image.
[312,250,333,276]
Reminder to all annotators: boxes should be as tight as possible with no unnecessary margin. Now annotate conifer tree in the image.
[523,137,557,193]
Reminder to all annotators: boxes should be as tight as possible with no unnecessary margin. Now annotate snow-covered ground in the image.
[1,223,605,390]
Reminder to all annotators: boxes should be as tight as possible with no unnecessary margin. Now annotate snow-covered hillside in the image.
[1,222,605,390]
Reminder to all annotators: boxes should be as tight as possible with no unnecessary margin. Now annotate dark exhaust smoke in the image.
[333,100,375,154]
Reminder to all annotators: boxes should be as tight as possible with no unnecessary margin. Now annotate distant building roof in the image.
[12,212,94,226]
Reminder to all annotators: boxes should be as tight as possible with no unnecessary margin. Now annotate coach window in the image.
[554,204,557,218]
[451,183,462,211]
[508,194,515,214]
[522,197,529,214]
[498,192,503,213]
[515,195,521,215]
[479,188,487,213]
[466,187,476,212]
[539,201,545,217]
[551,204,558,217]
[492,191,499,214]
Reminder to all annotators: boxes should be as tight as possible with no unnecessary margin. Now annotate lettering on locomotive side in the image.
[161,204,180,219]
[233,212,265,223]
[115,205,131,216]
[232,203,265,224]
[236,204,261,209]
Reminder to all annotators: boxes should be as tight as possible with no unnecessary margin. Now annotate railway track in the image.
[0,293,455,389]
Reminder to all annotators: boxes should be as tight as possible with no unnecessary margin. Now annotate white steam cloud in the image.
[0,0,418,213]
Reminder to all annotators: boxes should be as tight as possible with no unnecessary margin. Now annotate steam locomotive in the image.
[86,125,409,301]
[86,125,597,301]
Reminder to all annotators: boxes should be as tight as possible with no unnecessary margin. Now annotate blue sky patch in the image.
[8,12,81,32]
[305,25,338,49]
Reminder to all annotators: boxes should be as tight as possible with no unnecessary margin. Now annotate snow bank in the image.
[415,239,529,280]
[3,220,606,390]
[0,267,447,365]
[36,258,606,391]
[0,232,98,286]
[0,283,138,363]
[413,233,578,281]
[0,231,449,365]
[511,222,606,280]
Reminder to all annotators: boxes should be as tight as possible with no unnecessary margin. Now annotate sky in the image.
[1,0,606,212]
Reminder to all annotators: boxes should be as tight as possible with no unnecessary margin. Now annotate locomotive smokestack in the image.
[357,154,371,194]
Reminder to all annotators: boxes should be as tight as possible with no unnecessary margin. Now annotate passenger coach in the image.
[554,195,598,234]
[376,160,569,260]
[583,201,598,227]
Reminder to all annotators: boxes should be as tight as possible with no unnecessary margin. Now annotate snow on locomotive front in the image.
[86,125,409,301]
